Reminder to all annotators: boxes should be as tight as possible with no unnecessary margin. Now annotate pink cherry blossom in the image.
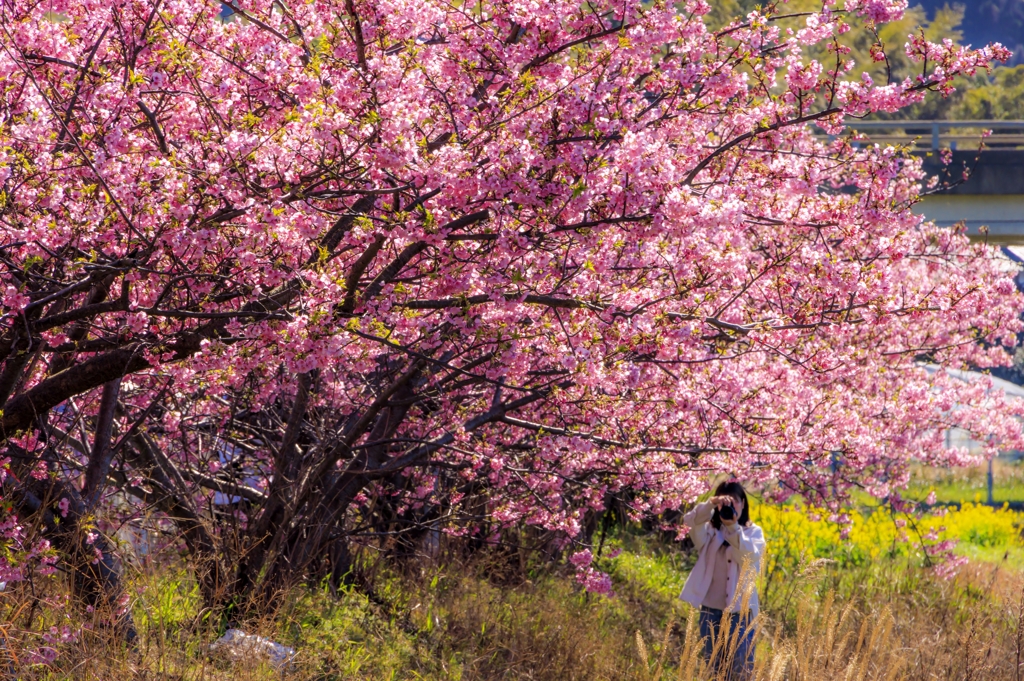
[0,0,1017,603]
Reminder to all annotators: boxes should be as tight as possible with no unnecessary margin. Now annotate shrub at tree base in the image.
[0,0,1023,626]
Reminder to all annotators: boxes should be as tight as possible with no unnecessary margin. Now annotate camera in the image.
[719,504,736,521]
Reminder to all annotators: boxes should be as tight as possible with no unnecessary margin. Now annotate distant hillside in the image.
[915,1,1024,64]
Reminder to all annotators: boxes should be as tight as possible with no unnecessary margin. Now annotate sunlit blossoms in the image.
[0,0,1020,602]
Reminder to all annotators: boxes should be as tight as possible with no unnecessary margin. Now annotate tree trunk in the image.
[126,433,228,606]
[82,377,121,509]
[229,367,422,609]
[12,478,137,642]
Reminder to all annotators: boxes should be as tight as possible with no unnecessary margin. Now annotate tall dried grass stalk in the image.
[676,609,704,680]
[1016,583,1024,681]
[637,628,650,671]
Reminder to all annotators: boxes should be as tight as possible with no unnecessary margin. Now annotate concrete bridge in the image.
[837,120,1024,245]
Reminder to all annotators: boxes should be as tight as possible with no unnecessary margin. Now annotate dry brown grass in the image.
[0,548,1021,680]
[640,570,1024,681]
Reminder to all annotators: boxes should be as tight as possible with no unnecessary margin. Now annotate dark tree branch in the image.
[344,0,368,69]
[682,108,842,186]
[359,241,428,308]
[82,377,122,509]
[137,99,170,154]
[1,345,149,438]
[277,371,312,480]
[520,24,627,74]
[320,194,377,254]
[341,235,386,314]
[401,293,604,311]
[54,26,108,150]
[370,381,572,477]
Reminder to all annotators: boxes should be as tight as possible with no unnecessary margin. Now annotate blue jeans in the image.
[699,606,755,680]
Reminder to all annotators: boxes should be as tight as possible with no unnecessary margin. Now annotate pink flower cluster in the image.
[575,567,614,596]
[845,0,908,24]
[24,626,79,666]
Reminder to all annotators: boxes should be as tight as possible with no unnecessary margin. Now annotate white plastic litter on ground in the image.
[210,628,296,671]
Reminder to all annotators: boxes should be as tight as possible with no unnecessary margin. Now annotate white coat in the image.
[679,502,766,618]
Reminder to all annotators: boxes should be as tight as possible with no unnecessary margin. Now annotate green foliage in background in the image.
[708,1,1023,120]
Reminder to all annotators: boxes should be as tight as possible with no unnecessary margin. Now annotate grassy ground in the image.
[2,512,1021,680]
[3,477,1024,680]
[903,457,1024,503]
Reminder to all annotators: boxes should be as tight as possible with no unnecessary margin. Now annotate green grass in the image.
[6,528,1023,680]
[8,485,1024,679]
[603,535,690,606]
[949,542,1024,570]
[904,458,1024,504]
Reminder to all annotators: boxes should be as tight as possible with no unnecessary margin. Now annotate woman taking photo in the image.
[680,481,765,679]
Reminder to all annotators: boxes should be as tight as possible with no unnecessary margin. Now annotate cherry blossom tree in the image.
[0,0,1021,615]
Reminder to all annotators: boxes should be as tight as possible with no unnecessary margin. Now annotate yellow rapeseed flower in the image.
[751,500,1023,572]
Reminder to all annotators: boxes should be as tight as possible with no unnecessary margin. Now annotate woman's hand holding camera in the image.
[710,495,741,526]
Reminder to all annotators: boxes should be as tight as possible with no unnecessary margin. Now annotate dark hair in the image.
[710,480,751,529]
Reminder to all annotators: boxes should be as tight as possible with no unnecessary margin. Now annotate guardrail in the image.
[818,120,1024,151]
